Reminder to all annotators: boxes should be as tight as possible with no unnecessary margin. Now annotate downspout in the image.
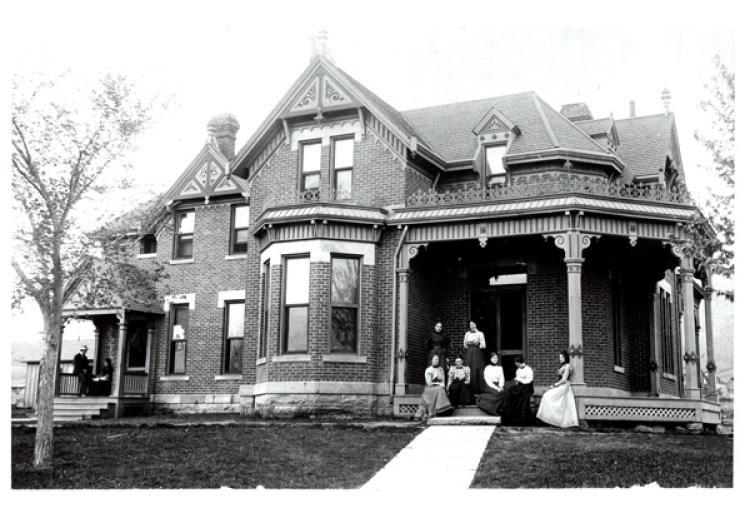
[389,225,409,400]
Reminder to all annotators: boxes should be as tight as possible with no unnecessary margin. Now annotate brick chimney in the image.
[560,103,593,122]
[629,101,636,118]
[207,113,240,160]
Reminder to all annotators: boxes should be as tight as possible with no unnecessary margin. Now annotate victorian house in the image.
[57,55,720,426]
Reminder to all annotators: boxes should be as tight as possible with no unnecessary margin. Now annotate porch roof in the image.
[253,203,388,233]
[62,305,164,319]
[389,194,697,224]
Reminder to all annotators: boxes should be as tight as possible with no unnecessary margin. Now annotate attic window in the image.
[485,144,508,186]
[140,234,157,255]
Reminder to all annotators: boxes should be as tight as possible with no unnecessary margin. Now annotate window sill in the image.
[170,258,194,265]
[214,374,242,381]
[662,373,677,381]
[271,354,312,363]
[225,254,247,260]
[137,253,157,259]
[256,358,267,366]
[613,365,625,374]
[159,375,189,381]
[322,354,367,364]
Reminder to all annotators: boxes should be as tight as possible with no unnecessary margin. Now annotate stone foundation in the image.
[242,393,392,418]
[149,394,241,414]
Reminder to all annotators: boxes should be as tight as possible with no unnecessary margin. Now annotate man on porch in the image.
[73,345,91,397]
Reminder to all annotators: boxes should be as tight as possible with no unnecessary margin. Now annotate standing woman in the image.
[413,354,453,421]
[426,322,448,373]
[536,351,579,428]
[463,321,486,396]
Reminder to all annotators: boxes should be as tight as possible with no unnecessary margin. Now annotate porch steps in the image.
[428,406,501,426]
[53,397,114,421]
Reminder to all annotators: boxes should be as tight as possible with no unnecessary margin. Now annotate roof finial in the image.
[661,88,671,115]
[309,29,333,62]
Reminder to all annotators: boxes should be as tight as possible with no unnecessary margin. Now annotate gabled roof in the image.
[614,113,675,178]
[576,117,614,137]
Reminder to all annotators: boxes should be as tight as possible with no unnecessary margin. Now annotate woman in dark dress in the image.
[426,322,448,374]
[462,321,486,396]
[477,352,505,415]
[498,356,535,425]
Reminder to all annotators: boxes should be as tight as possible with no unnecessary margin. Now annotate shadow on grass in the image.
[12,425,420,489]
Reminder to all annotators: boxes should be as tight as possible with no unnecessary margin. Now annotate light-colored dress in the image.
[419,366,453,417]
[536,363,579,428]
[477,364,505,415]
[463,330,486,394]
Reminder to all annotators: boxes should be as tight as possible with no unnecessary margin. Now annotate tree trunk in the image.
[34,315,61,469]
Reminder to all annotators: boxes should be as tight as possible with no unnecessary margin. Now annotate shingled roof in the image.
[400,92,611,163]
[613,114,672,178]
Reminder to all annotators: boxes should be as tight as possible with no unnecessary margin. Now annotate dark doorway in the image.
[126,323,148,371]
[470,279,527,382]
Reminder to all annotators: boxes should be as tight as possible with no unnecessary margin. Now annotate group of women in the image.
[414,321,579,429]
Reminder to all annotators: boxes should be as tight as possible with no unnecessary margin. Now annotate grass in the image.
[12,424,419,489]
[472,429,733,488]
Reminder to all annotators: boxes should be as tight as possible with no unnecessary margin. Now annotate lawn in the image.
[12,424,420,489]
[472,429,733,488]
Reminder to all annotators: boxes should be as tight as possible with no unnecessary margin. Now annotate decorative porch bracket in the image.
[544,223,599,386]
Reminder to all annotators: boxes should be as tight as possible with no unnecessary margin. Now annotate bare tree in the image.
[11,72,165,469]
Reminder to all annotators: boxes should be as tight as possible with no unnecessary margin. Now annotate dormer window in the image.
[485,144,508,186]
[332,136,354,200]
[139,234,157,255]
[300,140,322,192]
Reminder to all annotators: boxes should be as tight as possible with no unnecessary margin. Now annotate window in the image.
[140,234,157,255]
[282,256,310,353]
[332,137,354,200]
[260,260,270,359]
[230,204,249,254]
[300,141,322,192]
[612,276,622,367]
[223,301,245,374]
[659,288,675,375]
[174,210,195,259]
[485,144,507,185]
[168,304,189,374]
[126,325,148,371]
[330,256,360,353]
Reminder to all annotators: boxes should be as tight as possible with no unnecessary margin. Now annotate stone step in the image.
[428,415,501,426]
[451,406,487,417]
[54,402,110,411]
[53,409,102,417]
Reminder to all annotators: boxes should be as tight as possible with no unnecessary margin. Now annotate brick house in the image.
[59,55,721,425]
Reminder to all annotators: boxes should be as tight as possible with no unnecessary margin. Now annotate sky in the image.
[3,1,740,346]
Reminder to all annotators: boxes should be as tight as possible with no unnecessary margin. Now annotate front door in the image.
[470,286,526,383]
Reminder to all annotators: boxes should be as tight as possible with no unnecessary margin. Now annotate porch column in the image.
[703,282,717,401]
[565,258,585,385]
[395,268,409,395]
[679,265,700,400]
[648,291,661,396]
[112,313,128,409]
[54,324,65,396]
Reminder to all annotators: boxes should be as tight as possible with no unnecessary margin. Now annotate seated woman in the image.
[498,356,534,425]
[477,352,505,415]
[413,354,453,421]
[536,351,579,428]
[447,357,472,407]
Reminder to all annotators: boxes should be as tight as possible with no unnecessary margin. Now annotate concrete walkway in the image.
[362,424,496,490]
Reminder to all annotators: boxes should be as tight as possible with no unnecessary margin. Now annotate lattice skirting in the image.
[394,398,422,417]
[584,404,697,421]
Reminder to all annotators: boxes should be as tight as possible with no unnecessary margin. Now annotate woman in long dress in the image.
[413,354,453,421]
[426,322,448,374]
[447,357,473,407]
[498,356,534,425]
[536,351,579,428]
[477,352,505,415]
[463,321,486,396]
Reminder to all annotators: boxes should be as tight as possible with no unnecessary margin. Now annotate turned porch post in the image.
[112,312,128,413]
[703,277,717,401]
[395,268,410,395]
[679,262,701,400]
[546,217,598,386]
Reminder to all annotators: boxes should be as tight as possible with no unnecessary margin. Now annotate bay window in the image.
[330,255,360,353]
[282,256,310,353]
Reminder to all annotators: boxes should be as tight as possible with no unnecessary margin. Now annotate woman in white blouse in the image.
[463,321,486,396]
[536,351,579,428]
[413,354,453,421]
[477,352,505,416]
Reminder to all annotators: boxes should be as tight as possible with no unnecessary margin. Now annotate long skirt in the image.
[464,345,485,395]
[537,382,579,428]
[476,389,504,416]
[421,386,453,417]
[448,381,473,407]
[498,382,535,425]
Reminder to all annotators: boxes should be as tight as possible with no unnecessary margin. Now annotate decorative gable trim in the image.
[290,79,319,112]
[472,107,521,136]
[285,72,359,118]
[322,75,352,107]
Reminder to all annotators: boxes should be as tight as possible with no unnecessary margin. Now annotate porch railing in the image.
[58,373,80,396]
[122,372,149,396]
[406,177,694,208]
